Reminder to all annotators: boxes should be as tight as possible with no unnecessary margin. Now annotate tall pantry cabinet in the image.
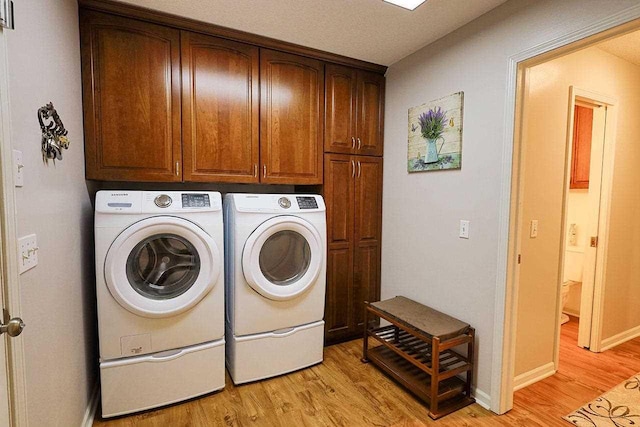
[323,64,384,344]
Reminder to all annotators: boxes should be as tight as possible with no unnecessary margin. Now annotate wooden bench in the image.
[362,296,475,419]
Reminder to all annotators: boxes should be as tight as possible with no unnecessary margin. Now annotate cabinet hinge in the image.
[517,254,521,264]
[0,0,14,29]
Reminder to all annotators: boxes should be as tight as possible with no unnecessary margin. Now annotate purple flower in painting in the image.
[418,106,447,140]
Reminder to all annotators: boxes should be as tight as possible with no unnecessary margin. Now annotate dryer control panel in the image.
[231,194,325,213]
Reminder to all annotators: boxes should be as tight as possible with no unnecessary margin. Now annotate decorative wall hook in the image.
[38,102,69,163]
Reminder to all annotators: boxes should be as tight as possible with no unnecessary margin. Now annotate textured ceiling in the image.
[598,30,640,66]
[114,0,508,66]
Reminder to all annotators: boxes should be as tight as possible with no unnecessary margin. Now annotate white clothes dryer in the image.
[224,193,327,384]
[95,191,225,417]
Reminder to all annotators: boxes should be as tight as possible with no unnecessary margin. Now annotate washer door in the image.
[242,216,322,301]
[105,216,221,318]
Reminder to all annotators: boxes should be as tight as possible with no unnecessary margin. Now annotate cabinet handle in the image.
[253,164,257,177]
[351,160,355,178]
[176,162,180,176]
[263,164,267,178]
[351,137,356,149]
[357,160,361,178]
[357,138,362,150]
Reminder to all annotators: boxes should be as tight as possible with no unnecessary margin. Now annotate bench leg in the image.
[429,336,440,419]
[466,328,475,399]
[361,301,369,363]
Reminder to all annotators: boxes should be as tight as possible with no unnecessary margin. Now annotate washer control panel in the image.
[182,193,210,208]
[296,196,318,209]
[154,194,172,208]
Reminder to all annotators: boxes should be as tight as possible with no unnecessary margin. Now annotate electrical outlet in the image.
[530,220,538,238]
[13,149,23,187]
[459,220,470,239]
[18,234,38,274]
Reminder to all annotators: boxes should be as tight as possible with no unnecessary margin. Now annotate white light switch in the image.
[459,220,470,239]
[530,220,538,238]
[18,234,38,274]
[12,150,23,187]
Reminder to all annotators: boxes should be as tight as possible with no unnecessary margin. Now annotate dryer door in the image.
[105,216,221,318]
[242,216,322,301]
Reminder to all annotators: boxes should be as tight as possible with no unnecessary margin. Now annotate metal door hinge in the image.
[0,0,14,30]
[517,254,521,264]
[590,236,598,248]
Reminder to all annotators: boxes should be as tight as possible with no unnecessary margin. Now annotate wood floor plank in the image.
[93,316,640,426]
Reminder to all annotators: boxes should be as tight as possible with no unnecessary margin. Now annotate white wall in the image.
[564,189,588,316]
[6,1,96,425]
[382,0,640,405]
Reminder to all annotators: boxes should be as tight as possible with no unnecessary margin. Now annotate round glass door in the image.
[105,217,220,318]
[126,234,201,300]
[242,216,322,301]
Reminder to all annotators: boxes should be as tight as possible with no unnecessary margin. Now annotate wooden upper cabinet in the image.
[181,32,259,183]
[325,66,385,156]
[357,71,385,157]
[570,105,593,189]
[325,64,357,154]
[80,10,182,181]
[260,49,324,184]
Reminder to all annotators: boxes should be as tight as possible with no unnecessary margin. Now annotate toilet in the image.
[561,250,584,324]
[560,280,579,324]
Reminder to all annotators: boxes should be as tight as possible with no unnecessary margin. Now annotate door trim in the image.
[0,28,27,426]
[492,5,640,415]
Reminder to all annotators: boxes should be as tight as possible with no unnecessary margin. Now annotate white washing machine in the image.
[95,191,225,417]
[224,193,327,384]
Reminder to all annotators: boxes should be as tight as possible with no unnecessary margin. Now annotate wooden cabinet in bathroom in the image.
[570,105,593,189]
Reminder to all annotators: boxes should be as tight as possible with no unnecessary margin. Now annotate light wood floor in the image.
[94,317,640,426]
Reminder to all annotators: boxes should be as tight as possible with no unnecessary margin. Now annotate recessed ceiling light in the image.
[383,0,427,11]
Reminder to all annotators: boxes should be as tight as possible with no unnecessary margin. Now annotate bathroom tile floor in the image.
[93,317,640,426]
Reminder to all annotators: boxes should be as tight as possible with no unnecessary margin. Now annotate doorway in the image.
[499,16,640,414]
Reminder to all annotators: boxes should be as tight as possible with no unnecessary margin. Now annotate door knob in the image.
[0,317,25,337]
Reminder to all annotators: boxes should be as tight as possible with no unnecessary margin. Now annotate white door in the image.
[242,216,322,301]
[0,25,13,427]
[0,283,10,426]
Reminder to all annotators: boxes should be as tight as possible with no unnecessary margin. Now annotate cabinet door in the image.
[356,71,385,157]
[181,32,259,183]
[323,154,355,342]
[80,11,181,181]
[570,105,593,189]
[353,156,383,329]
[325,64,357,154]
[260,49,324,184]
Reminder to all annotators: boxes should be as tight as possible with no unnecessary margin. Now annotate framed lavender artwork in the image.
[407,92,463,172]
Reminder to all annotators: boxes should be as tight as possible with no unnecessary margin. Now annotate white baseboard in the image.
[600,324,640,352]
[81,381,100,427]
[513,362,555,391]
[473,387,491,410]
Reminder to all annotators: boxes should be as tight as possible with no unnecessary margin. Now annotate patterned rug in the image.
[564,373,640,426]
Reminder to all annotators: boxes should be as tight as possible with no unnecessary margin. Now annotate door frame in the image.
[564,87,617,352]
[0,27,28,426]
[491,5,640,415]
